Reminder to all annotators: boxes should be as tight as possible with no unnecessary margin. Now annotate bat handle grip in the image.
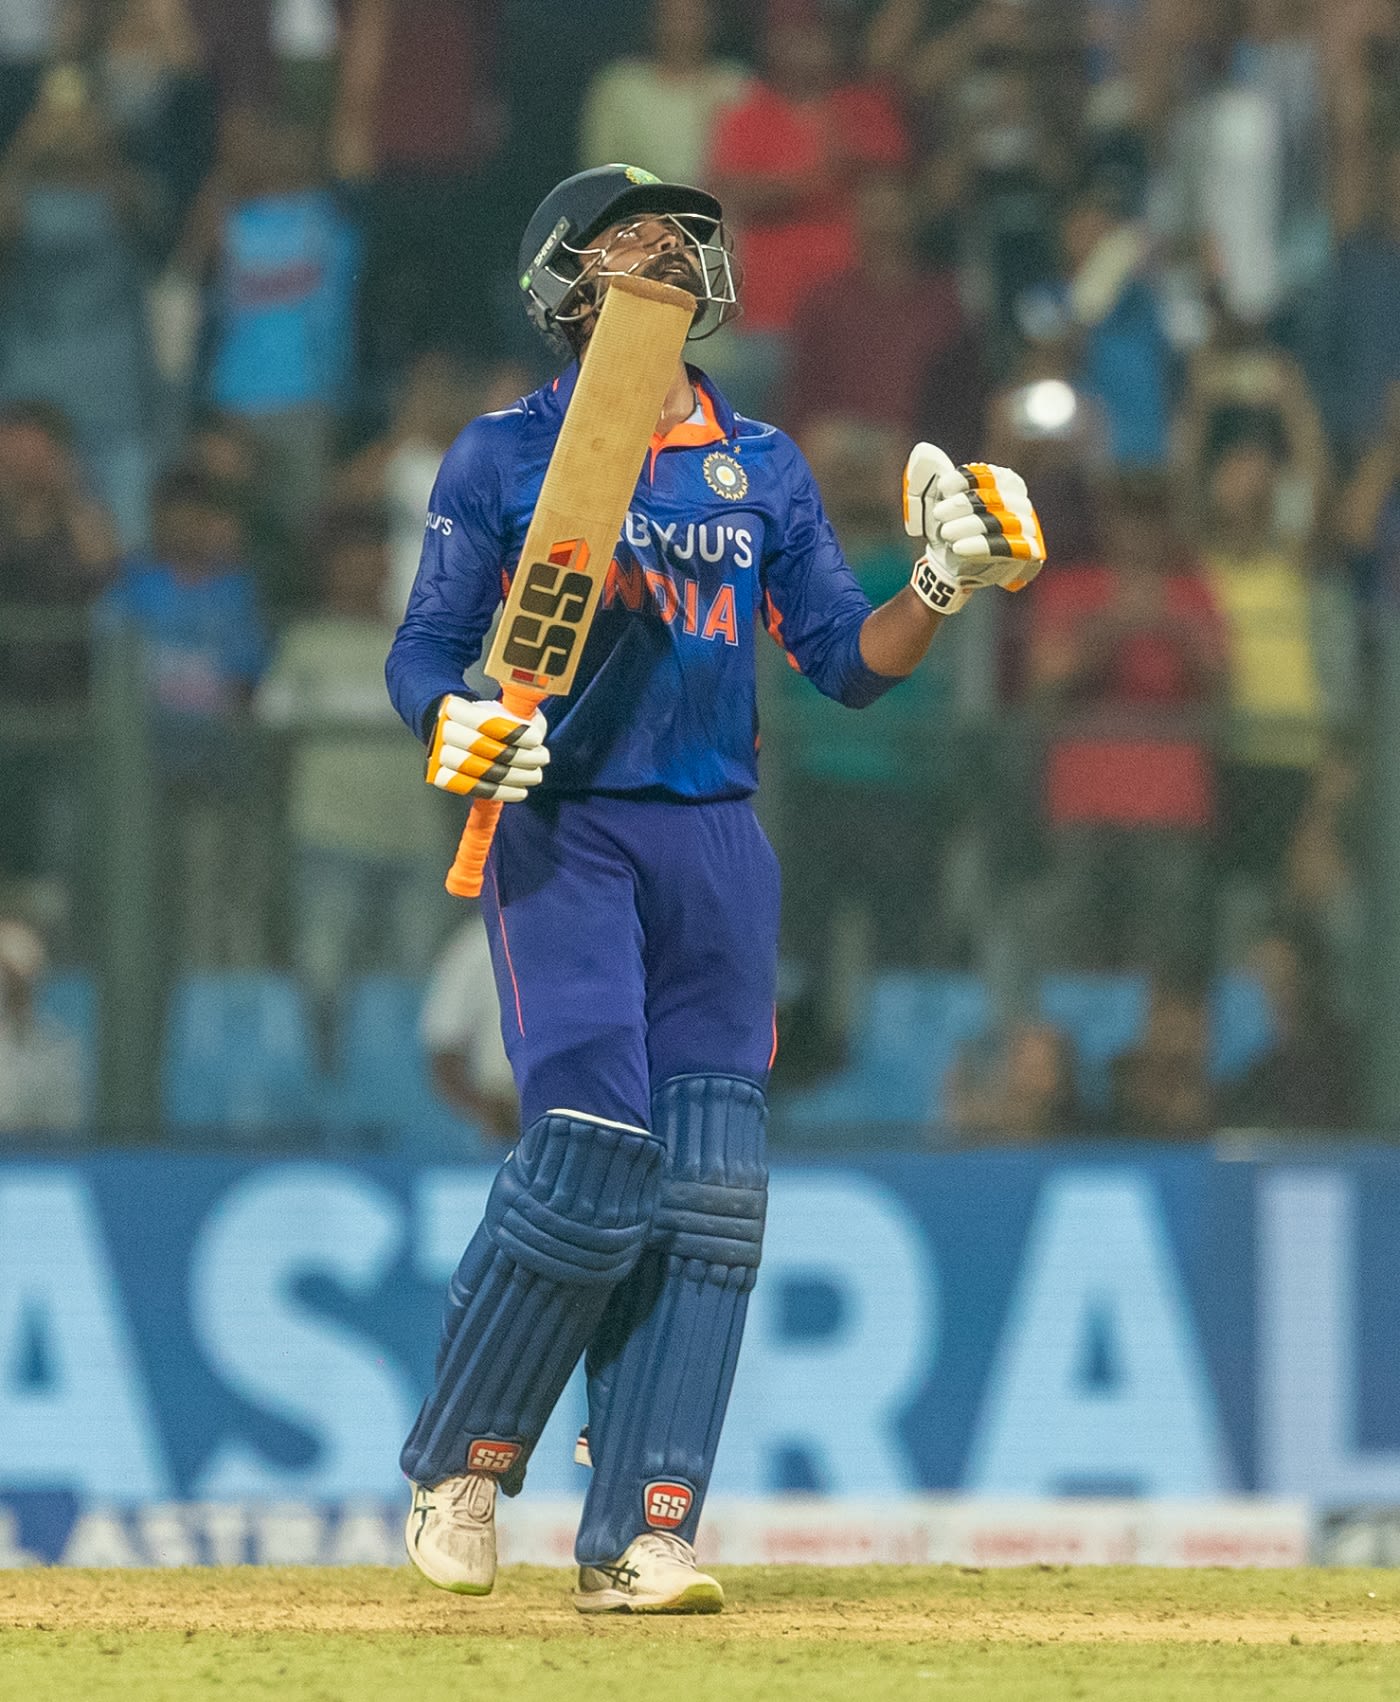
[445,683,546,898]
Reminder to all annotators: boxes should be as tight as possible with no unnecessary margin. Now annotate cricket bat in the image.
[445,273,696,897]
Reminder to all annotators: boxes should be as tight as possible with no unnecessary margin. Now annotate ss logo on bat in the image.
[501,557,592,676]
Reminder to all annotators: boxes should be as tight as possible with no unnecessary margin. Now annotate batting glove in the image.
[903,442,1047,615]
[426,694,550,802]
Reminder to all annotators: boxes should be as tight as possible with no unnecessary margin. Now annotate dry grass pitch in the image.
[3,1564,1398,1700]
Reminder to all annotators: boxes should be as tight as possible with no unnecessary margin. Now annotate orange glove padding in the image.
[426,693,550,803]
[904,442,1047,599]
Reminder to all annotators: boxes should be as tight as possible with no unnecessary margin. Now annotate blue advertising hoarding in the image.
[2,1147,1399,1559]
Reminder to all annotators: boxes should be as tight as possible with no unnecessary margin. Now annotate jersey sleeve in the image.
[385,413,517,742]
[760,436,903,709]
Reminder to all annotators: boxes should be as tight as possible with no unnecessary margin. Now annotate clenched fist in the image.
[426,694,550,802]
[903,442,1046,615]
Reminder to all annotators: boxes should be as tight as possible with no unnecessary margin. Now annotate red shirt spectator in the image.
[707,22,909,333]
[785,169,983,448]
[335,0,499,175]
[1029,485,1227,832]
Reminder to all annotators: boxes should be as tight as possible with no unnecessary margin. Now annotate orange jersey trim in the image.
[490,862,527,1039]
[762,590,802,673]
[647,383,726,477]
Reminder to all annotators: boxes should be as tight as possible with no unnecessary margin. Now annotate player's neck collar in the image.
[551,360,735,450]
[649,377,725,455]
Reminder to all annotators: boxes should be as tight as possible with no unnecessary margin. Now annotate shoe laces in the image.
[632,1532,697,1567]
[443,1472,496,1520]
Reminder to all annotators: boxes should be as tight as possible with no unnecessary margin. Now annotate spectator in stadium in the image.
[0,403,117,900]
[183,409,297,612]
[0,402,118,706]
[1131,0,1228,136]
[1108,977,1214,1139]
[181,104,360,530]
[332,351,504,621]
[104,464,269,964]
[106,464,267,751]
[1221,927,1358,1131]
[1050,181,1173,469]
[1179,311,1330,550]
[579,0,750,189]
[1337,379,1400,603]
[331,0,502,390]
[873,0,1072,355]
[945,1020,1087,1145]
[1325,0,1400,241]
[96,0,218,253]
[419,911,518,1145]
[0,63,161,550]
[1195,421,1328,930]
[256,504,450,1043]
[1282,740,1366,1030]
[766,417,956,1058]
[784,167,985,454]
[0,0,61,155]
[1232,0,1330,313]
[1308,135,1400,467]
[1027,474,1226,977]
[1145,1,1306,332]
[864,0,995,110]
[0,914,84,1134]
[705,14,910,414]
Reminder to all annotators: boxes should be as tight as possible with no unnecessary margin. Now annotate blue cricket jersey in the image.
[386,365,900,799]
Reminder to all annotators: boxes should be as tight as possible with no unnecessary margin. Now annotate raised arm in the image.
[762,436,1045,700]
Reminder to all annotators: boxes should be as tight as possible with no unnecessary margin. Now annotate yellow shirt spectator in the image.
[1205,547,1323,768]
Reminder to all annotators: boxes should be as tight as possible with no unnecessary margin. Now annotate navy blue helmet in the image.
[518,165,738,353]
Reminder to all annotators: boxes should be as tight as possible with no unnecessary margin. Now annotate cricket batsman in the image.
[386,164,1046,1613]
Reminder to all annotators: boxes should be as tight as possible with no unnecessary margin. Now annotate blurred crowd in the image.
[2,0,1398,1143]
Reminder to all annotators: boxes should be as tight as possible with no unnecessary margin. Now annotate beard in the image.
[635,246,704,297]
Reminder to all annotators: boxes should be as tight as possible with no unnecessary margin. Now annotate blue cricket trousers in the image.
[478,793,781,1126]
[402,793,777,1546]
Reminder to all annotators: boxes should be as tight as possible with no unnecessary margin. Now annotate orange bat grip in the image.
[444,682,546,898]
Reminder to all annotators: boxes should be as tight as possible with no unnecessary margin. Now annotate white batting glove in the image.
[903,442,1047,614]
[426,694,550,802]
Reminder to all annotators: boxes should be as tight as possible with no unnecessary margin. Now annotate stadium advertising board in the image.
[1,1149,1397,1563]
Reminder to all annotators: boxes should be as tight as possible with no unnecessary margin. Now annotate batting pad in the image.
[575,1074,767,1565]
[400,1110,663,1490]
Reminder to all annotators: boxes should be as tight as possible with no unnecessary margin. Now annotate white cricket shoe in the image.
[405,1474,497,1594]
[573,1532,724,1615]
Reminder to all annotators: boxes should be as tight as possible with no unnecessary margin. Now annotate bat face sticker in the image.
[500,539,595,687]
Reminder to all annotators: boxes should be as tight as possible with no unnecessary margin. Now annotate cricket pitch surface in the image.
[4,1565,1398,1700]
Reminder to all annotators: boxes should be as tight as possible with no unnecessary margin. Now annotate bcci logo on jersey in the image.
[643,1480,694,1529]
[703,451,748,501]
